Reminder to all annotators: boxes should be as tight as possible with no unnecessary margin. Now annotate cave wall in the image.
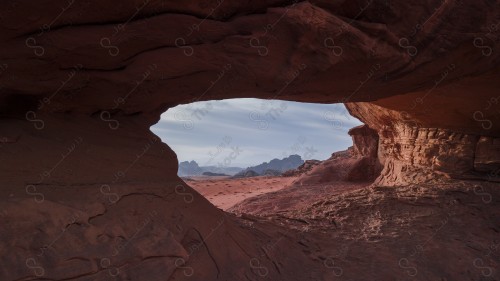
[347,102,500,186]
[0,0,499,280]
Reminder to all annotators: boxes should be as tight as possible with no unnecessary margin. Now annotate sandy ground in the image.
[229,181,370,215]
[185,175,298,210]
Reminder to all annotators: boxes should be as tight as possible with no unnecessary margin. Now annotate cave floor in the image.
[191,177,500,280]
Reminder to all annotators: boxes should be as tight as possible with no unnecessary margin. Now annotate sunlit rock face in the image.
[0,0,499,280]
[346,102,500,186]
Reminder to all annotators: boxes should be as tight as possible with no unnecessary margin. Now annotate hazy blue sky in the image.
[151,99,362,167]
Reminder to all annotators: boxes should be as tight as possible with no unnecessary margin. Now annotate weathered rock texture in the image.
[347,102,500,186]
[0,0,499,280]
[286,124,382,185]
[282,159,321,177]
[230,181,500,280]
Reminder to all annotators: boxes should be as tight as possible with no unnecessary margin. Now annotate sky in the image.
[151,98,363,168]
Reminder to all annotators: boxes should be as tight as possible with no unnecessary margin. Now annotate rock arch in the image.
[0,0,499,280]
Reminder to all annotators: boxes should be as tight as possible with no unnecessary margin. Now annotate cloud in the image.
[151,98,362,167]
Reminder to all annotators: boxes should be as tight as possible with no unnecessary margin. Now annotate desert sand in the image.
[187,175,298,210]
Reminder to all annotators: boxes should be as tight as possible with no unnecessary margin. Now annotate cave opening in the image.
[150,98,374,212]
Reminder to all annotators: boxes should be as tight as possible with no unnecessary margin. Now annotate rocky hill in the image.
[178,160,243,176]
[202,171,229,177]
[232,155,304,178]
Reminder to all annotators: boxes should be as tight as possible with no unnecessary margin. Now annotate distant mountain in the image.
[202,171,229,176]
[178,160,203,177]
[244,154,304,174]
[178,160,243,177]
[232,170,259,179]
[180,155,304,178]
[261,169,283,177]
[201,166,243,176]
[232,155,304,178]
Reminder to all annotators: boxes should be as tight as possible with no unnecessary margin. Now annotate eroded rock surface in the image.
[0,0,499,280]
[288,124,382,185]
[347,102,500,186]
[231,181,500,280]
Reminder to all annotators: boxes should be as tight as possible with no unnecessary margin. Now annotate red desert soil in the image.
[187,175,298,210]
[189,175,500,280]
[228,180,370,216]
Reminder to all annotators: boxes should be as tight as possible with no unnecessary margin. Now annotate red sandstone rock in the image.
[289,124,382,185]
[0,0,499,280]
[346,102,500,185]
[282,159,322,177]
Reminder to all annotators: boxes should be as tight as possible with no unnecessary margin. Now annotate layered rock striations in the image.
[0,0,499,280]
[346,102,500,186]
